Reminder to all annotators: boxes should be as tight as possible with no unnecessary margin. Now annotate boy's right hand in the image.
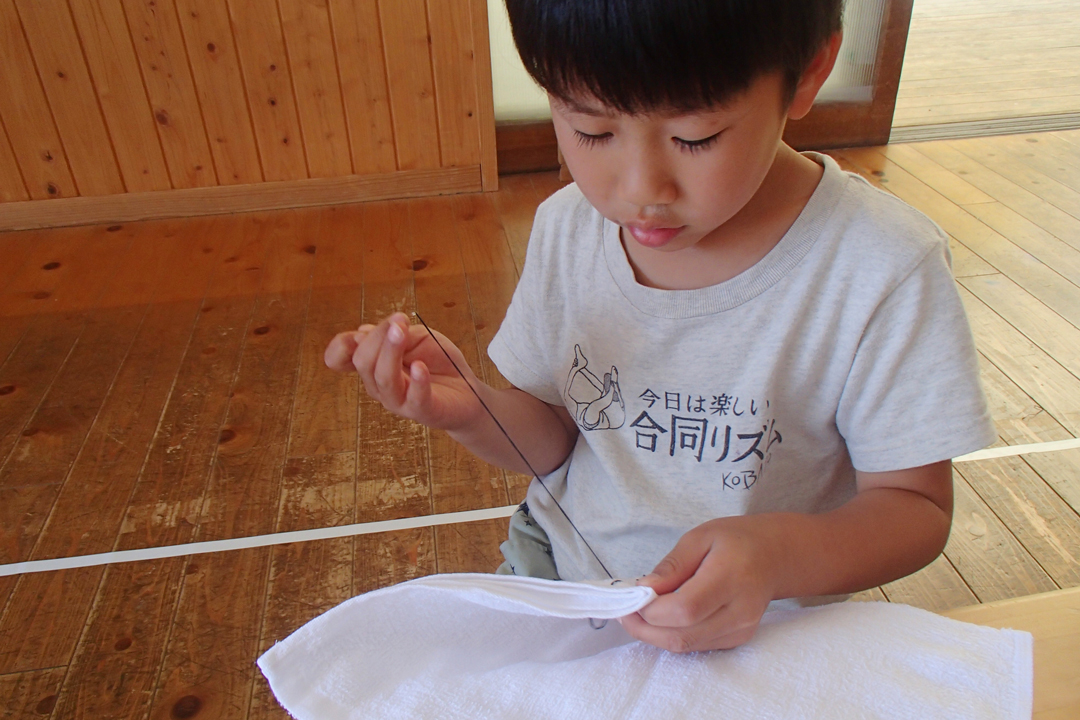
[325,312,485,431]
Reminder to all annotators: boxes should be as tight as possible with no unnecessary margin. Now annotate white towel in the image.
[258,573,1032,720]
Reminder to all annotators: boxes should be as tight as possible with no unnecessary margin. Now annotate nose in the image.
[618,145,677,210]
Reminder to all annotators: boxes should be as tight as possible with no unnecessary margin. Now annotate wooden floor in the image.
[2,130,1080,717]
[894,0,1080,131]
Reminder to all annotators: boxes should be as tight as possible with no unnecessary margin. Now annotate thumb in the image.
[637,532,710,596]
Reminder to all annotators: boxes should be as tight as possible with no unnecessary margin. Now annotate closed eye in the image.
[574,130,613,148]
[674,131,722,154]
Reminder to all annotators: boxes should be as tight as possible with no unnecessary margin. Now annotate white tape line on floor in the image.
[0,504,519,577]
[3,437,1079,577]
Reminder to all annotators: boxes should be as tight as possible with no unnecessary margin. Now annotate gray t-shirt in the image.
[488,154,996,583]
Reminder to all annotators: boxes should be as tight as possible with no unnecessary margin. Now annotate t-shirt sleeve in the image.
[487,205,566,406]
[836,241,997,472]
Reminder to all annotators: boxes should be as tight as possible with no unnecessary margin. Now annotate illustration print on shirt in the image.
[563,345,625,430]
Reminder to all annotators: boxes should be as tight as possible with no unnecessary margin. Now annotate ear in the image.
[788,31,843,120]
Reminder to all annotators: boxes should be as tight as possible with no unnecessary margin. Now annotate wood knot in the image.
[218,428,236,444]
[172,695,202,719]
[443,301,455,308]
[224,256,239,263]
[22,427,39,437]
[206,42,216,52]
[47,183,58,195]
[202,247,213,254]
[872,170,885,177]
[186,563,199,574]
[35,695,57,715]
[155,110,170,125]
[107,225,123,232]
[201,346,216,355]
[268,98,277,106]
[304,245,316,254]
[32,291,50,300]
[114,637,133,651]
[0,385,15,396]
[43,261,60,270]
[269,64,277,71]
[254,326,270,335]
[412,259,428,271]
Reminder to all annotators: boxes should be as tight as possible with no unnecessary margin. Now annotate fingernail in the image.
[388,323,404,343]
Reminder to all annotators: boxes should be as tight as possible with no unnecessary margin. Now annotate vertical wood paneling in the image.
[469,0,498,190]
[68,0,173,193]
[0,1,77,199]
[0,0,496,209]
[174,0,264,184]
[329,0,397,175]
[0,119,30,202]
[122,0,217,188]
[279,0,353,177]
[427,0,481,168]
[226,0,309,182]
[14,0,126,196]
[379,0,441,171]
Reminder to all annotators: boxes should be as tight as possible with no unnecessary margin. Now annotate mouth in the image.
[623,224,686,248]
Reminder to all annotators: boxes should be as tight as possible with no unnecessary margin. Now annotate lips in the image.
[624,223,685,248]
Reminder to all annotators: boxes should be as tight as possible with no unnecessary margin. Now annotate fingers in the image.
[372,315,410,405]
[620,606,759,653]
[324,331,360,372]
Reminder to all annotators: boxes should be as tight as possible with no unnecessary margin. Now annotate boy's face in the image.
[549,71,805,255]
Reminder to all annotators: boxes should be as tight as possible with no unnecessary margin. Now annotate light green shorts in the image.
[495,502,561,580]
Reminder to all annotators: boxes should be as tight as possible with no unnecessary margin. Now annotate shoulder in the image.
[807,158,952,302]
[830,164,949,269]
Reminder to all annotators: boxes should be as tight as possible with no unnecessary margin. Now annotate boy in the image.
[325,0,995,653]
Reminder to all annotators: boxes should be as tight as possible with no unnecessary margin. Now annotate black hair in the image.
[505,0,844,113]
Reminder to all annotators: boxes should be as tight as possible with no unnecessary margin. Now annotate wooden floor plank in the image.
[839,147,1080,330]
[0,227,133,477]
[959,285,1080,436]
[250,453,355,720]
[881,553,978,613]
[961,274,1080,380]
[454,194,533,503]
[0,666,66,719]
[957,456,1080,589]
[921,140,1080,245]
[488,172,536,276]
[286,206,364,459]
[946,473,1059,602]
[410,195,511,573]
[875,143,996,206]
[991,134,1080,193]
[355,201,431,524]
[147,211,315,720]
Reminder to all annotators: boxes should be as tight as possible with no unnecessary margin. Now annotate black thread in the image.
[412,312,613,580]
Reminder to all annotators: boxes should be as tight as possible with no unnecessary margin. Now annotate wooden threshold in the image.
[0,166,482,231]
[891,112,1080,143]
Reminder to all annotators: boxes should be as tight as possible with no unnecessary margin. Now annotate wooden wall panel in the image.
[68,0,173,193]
[227,0,309,182]
[380,0,442,171]
[122,0,218,188]
[329,0,397,175]
[428,0,482,168]
[174,0,264,184]
[279,0,353,178]
[0,119,29,203]
[0,1,77,199]
[0,0,498,225]
[15,0,126,196]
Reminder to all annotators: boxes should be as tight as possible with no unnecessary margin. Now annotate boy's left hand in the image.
[619,516,782,653]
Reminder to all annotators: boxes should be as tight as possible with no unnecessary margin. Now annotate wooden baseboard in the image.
[496,121,560,175]
[0,166,482,232]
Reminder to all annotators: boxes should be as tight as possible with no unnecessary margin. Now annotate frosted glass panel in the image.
[819,0,888,103]
[488,0,550,121]
[488,0,890,121]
